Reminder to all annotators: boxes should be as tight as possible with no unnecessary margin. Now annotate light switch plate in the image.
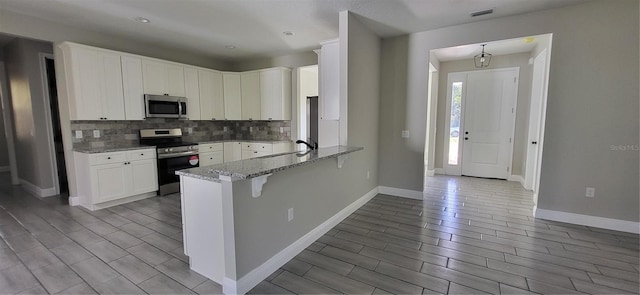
[224,126,228,132]
[401,130,410,138]
[93,130,100,138]
[280,127,284,133]
[249,127,253,132]
[75,130,82,139]
[187,127,193,134]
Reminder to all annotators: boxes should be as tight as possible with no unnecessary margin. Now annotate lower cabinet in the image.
[199,143,224,166]
[74,149,158,210]
[223,142,242,162]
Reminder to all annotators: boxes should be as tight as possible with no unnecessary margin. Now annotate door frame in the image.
[39,52,61,195]
[443,67,520,179]
[0,61,19,185]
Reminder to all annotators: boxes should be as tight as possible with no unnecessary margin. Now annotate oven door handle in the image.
[157,151,198,159]
[178,99,183,120]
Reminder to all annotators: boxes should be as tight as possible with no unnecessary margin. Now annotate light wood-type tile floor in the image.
[0,173,638,294]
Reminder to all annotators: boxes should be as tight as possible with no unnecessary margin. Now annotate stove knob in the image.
[164,148,169,153]
[188,146,193,150]
[169,148,173,152]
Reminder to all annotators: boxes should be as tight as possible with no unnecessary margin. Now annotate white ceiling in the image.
[0,0,587,61]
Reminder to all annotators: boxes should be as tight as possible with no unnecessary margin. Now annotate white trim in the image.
[425,169,435,177]
[224,186,379,295]
[20,179,56,198]
[507,174,526,188]
[0,166,10,172]
[38,52,60,196]
[69,196,80,206]
[434,168,445,174]
[535,208,640,234]
[0,61,19,185]
[378,186,423,200]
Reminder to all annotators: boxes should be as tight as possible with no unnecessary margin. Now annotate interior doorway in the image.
[41,54,68,195]
[296,65,318,150]
[444,69,519,179]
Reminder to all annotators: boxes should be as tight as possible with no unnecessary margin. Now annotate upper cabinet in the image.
[199,69,224,121]
[241,71,261,120]
[223,72,242,120]
[319,39,340,120]
[260,68,292,120]
[142,59,186,97]
[60,43,125,120]
[121,56,145,120]
[184,67,201,120]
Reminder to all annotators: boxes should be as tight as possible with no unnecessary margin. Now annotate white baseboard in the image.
[224,186,379,295]
[425,169,435,177]
[378,186,423,200]
[69,196,80,206]
[434,168,445,175]
[20,179,57,198]
[0,166,10,172]
[535,207,640,234]
[508,175,525,187]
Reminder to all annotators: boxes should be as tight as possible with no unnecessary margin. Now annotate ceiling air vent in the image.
[470,8,494,17]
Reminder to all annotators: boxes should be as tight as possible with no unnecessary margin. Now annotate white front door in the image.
[461,69,518,179]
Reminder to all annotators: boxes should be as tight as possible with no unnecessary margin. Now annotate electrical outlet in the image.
[401,130,410,138]
[367,171,370,180]
[187,127,193,134]
[280,127,284,133]
[224,126,228,132]
[250,127,253,132]
[287,208,294,221]
[75,130,82,139]
[93,130,100,138]
[585,187,595,198]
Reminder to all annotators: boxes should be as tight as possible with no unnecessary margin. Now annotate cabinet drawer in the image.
[90,152,126,165]
[200,151,224,166]
[126,149,156,161]
[199,143,223,152]
[242,142,273,152]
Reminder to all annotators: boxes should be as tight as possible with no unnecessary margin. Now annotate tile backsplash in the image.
[71,119,291,149]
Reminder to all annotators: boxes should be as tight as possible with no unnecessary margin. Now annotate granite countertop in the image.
[73,144,154,153]
[176,145,363,182]
[197,139,293,145]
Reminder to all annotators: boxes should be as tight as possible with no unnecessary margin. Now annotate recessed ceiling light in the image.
[225,45,236,49]
[283,31,294,36]
[134,17,150,23]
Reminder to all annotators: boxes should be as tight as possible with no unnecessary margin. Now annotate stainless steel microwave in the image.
[144,94,187,119]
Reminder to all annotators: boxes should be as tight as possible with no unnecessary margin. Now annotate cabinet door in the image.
[184,67,201,120]
[101,53,125,120]
[68,46,102,120]
[223,142,242,162]
[91,163,127,203]
[128,159,158,195]
[166,64,186,97]
[121,56,145,120]
[199,70,225,120]
[142,60,167,95]
[260,68,291,120]
[223,73,242,120]
[241,71,261,120]
[241,150,256,160]
[320,40,340,120]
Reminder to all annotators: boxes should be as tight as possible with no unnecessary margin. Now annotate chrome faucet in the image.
[296,139,318,150]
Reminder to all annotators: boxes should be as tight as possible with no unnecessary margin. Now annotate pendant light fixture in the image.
[474,44,492,68]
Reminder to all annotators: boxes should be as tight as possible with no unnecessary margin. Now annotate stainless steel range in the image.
[140,128,199,196]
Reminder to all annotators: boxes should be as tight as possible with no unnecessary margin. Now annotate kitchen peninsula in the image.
[176,146,363,294]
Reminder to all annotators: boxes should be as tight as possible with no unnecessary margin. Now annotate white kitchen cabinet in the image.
[184,67,201,120]
[121,56,145,120]
[260,68,292,120]
[241,142,273,159]
[74,148,158,210]
[223,73,242,120]
[319,39,340,120]
[199,69,225,120]
[60,43,125,120]
[199,143,224,166]
[241,71,261,120]
[142,59,186,97]
[223,142,242,162]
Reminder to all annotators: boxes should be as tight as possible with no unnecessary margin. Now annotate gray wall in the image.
[230,11,381,278]
[0,56,11,168]
[378,0,639,221]
[231,51,318,72]
[434,53,533,176]
[3,38,55,189]
[0,9,232,70]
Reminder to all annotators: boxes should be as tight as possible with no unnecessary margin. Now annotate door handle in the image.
[531,141,538,144]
